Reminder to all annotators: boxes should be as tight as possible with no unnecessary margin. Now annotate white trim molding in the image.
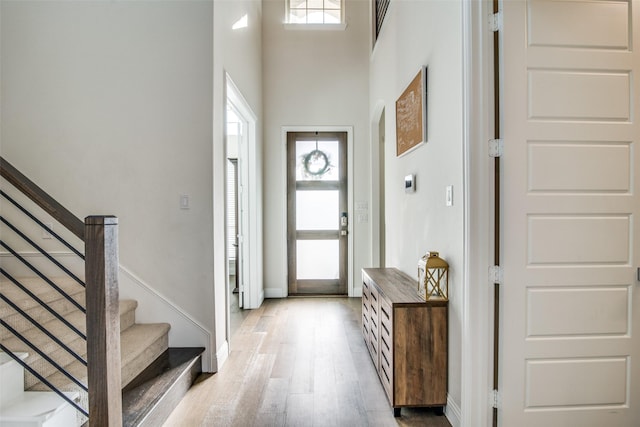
[461,0,494,426]
[215,340,230,372]
[446,393,463,427]
[264,287,286,298]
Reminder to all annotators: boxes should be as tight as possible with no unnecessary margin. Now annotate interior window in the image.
[287,0,343,24]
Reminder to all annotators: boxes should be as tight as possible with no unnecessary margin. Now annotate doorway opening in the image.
[371,107,386,268]
[224,75,262,345]
[225,103,247,338]
[287,131,348,295]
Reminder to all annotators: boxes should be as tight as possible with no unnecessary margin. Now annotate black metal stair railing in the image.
[0,215,85,287]
[0,281,87,364]
[0,189,89,418]
[0,241,85,314]
[0,189,84,259]
[0,343,88,417]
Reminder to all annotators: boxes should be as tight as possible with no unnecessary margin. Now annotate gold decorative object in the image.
[417,251,448,301]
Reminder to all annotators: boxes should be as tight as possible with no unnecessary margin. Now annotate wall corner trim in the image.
[446,394,462,427]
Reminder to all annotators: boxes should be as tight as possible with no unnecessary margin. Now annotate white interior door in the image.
[501,0,640,425]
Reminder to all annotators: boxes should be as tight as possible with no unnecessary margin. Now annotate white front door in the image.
[501,0,640,425]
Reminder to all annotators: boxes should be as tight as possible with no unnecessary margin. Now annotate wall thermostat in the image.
[405,174,416,193]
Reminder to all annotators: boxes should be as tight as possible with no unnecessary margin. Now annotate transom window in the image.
[287,0,343,24]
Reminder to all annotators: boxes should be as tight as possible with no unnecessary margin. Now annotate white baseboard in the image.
[214,340,229,372]
[446,393,462,427]
[264,287,286,298]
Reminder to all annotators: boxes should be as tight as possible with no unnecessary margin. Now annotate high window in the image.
[287,0,343,24]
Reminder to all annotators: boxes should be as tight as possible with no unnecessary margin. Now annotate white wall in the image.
[262,0,370,297]
[369,0,464,422]
[1,1,219,368]
[212,0,263,365]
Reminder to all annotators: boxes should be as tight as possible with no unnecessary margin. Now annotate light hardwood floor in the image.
[163,297,452,427]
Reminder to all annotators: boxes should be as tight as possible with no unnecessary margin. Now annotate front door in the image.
[287,131,348,295]
[500,0,640,425]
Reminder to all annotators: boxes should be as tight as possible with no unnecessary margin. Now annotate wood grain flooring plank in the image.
[258,378,289,414]
[289,347,314,394]
[270,343,296,379]
[230,353,275,426]
[285,393,314,427]
[335,380,369,427]
[312,355,339,426]
[253,412,286,427]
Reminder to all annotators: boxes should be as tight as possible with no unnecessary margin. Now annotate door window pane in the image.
[297,240,339,279]
[296,140,339,181]
[296,190,338,230]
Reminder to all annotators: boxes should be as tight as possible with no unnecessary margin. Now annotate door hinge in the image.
[490,389,501,409]
[489,11,502,32]
[489,265,503,285]
[489,139,504,158]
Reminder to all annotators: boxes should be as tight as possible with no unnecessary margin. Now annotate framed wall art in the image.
[395,66,427,157]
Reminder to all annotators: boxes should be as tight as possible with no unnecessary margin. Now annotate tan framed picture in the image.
[395,66,427,157]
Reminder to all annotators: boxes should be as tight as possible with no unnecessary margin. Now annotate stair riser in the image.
[4,304,137,389]
[0,292,85,340]
[138,355,202,427]
[0,280,85,317]
[120,307,136,332]
[122,333,169,388]
[29,324,169,392]
[22,337,87,389]
[0,354,26,407]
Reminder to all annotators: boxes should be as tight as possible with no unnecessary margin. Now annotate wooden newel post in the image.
[85,216,123,427]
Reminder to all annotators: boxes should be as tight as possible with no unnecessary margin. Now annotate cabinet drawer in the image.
[362,279,370,297]
[367,332,378,364]
[369,286,379,316]
[379,350,393,400]
[379,299,392,334]
[362,291,370,314]
[362,310,370,341]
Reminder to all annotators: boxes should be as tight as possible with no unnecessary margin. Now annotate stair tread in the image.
[0,277,85,316]
[122,348,204,427]
[1,299,139,356]
[28,322,170,392]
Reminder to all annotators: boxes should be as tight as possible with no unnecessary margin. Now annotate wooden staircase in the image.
[0,276,203,425]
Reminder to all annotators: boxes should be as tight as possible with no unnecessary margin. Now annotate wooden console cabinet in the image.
[361,268,448,416]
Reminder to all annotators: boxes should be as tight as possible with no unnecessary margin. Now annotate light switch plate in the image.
[445,185,453,206]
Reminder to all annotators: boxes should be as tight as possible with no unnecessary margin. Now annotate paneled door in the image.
[500,0,640,425]
[287,132,348,295]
